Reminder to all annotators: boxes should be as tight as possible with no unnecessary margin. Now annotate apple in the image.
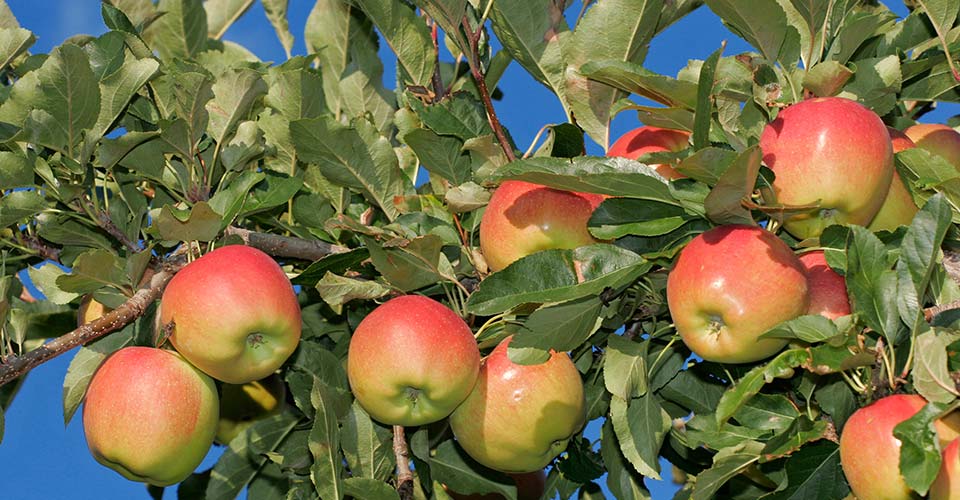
[797,250,850,320]
[608,125,690,179]
[840,394,960,500]
[931,438,960,500]
[216,374,287,445]
[867,128,919,232]
[479,180,606,272]
[347,295,480,426]
[905,123,960,168]
[160,245,302,384]
[448,336,585,473]
[759,97,894,239]
[444,470,547,500]
[666,224,809,363]
[82,346,218,486]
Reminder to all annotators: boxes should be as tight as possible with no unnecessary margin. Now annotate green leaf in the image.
[91,56,160,139]
[897,194,952,331]
[893,401,945,496]
[62,327,135,425]
[760,417,827,460]
[0,27,34,72]
[913,329,960,404]
[365,234,455,291]
[38,218,112,249]
[610,394,671,480]
[56,249,129,294]
[167,70,214,155]
[802,61,854,97]
[315,272,391,312]
[507,296,604,365]
[403,128,472,185]
[838,55,901,116]
[604,335,647,400]
[291,248,371,286]
[733,393,800,433]
[262,0,294,57]
[704,0,797,65]
[0,190,46,229]
[693,44,723,150]
[148,0,208,60]
[761,314,839,343]
[408,91,493,141]
[338,66,396,135]
[824,9,896,65]
[24,44,100,155]
[155,201,222,242]
[915,0,960,45]
[0,151,35,188]
[264,58,325,121]
[589,198,690,239]
[703,145,762,225]
[494,156,676,201]
[341,401,395,481]
[353,0,434,87]
[533,123,585,158]
[207,68,268,147]
[716,349,812,425]
[207,171,266,228]
[761,441,850,500]
[580,60,698,110]
[204,0,254,39]
[342,478,399,500]
[309,380,345,500]
[466,244,650,315]
[429,440,517,498]
[845,226,902,344]
[206,412,299,500]
[601,420,652,499]
[691,449,760,500]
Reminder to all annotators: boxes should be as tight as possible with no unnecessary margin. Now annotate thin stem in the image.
[461,16,516,162]
[393,426,414,500]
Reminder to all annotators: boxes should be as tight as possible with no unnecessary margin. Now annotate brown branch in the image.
[224,226,348,261]
[97,211,142,253]
[429,18,446,100]
[20,234,61,262]
[393,425,414,500]
[461,17,516,163]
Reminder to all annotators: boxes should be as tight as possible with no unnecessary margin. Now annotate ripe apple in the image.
[905,123,960,168]
[931,438,960,500]
[160,245,302,384]
[666,225,809,363]
[347,295,480,426]
[448,336,585,473]
[216,374,287,444]
[797,250,850,320]
[840,394,960,500]
[759,97,894,239]
[83,346,219,486]
[444,469,547,500]
[608,125,690,179]
[479,180,606,272]
[868,128,919,232]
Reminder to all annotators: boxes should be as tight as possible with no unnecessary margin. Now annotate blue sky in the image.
[2,1,958,499]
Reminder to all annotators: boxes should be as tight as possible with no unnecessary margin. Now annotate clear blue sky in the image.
[2,1,956,499]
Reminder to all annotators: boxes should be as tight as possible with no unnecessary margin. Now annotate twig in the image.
[20,234,61,262]
[224,226,348,261]
[393,425,414,500]
[461,16,516,162]
[428,18,446,100]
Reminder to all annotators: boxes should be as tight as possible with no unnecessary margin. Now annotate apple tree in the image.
[4,0,960,499]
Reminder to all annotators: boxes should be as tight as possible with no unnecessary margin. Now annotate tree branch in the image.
[20,234,61,262]
[393,425,414,500]
[461,17,516,163]
[224,226,348,261]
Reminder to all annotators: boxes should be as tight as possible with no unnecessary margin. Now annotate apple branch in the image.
[393,425,414,500]
[224,226,349,261]
[461,17,516,163]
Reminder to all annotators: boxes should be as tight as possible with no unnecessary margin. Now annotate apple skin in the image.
[797,251,850,320]
[868,128,919,232]
[444,470,547,500]
[347,295,480,426]
[82,347,219,487]
[905,123,960,168]
[479,180,606,272]
[608,126,690,179]
[161,245,302,384]
[666,225,809,363]
[931,439,960,500]
[759,97,894,239]
[216,374,287,445]
[448,336,585,474]
[840,394,960,500]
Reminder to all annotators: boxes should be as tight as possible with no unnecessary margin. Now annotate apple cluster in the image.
[81,245,302,486]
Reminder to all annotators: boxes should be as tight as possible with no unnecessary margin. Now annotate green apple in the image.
[868,127,919,232]
[161,245,302,384]
[82,347,218,486]
[347,295,480,426]
[216,374,287,444]
[449,336,585,473]
[760,97,894,239]
[797,250,850,320]
[905,123,960,168]
[479,180,606,272]
[841,394,960,500]
[608,125,690,179]
[667,225,809,363]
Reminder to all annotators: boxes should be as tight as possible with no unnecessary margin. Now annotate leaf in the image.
[580,59,698,109]
[403,128,472,185]
[0,190,46,229]
[147,0,208,60]
[207,171,266,228]
[533,123,585,158]
[802,61,854,97]
[466,244,650,315]
[262,0,294,58]
[204,0,254,39]
[38,218,112,250]
[897,194,952,330]
[24,44,100,155]
[315,272,391,311]
[291,248,371,286]
[338,67,396,135]
[838,55,901,116]
[610,394,671,480]
[0,27,34,72]
[0,151,35,188]
[913,329,960,404]
[845,226,902,344]
[494,156,676,202]
[703,145,762,225]
[91,57,160,139]
[155,202,222,242]
[589,198,690,239]
[508,296,603,362]
[408,91,493,141]
[429,440,517,498]
[604,335,647,400]
[309,380,345,500]
[761,314,839,343]
[704,0,797,65]
[352,0,434,87]
[206,68,268,147]
[760,441,850,500]
[716,349,812,425]
[62,328,135,425]
[693,44,723,150]
[893,401,946,496]
[691,450,760,500]
[264,58,325,121]
[342,478,399,500]
[600,420,651,499]
[341,401,395,481]
[56,249,129,294]
[206,412,299,500]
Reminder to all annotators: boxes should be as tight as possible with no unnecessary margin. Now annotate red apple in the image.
[347,295,480,426]
[83,347,219,486]
[868,128,919,232]
[797,250,850,320]
[479,180,606,272]
[161,245,302,384]
[760,97,894,239]
[840,394,960,500]
[666,225,809,363]
[444,470,547,500]
[608,125,690,179]
[931,439,960,500]
[216,374,287,445]
[448,336,585,473]
[905,123,960,168]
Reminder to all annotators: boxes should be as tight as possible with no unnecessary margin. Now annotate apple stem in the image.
[393,425,414,500]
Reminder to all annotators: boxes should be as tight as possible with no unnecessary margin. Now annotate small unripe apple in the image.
[905,123,960,168]
[444,469,546,500]
[161,245,302,384]
[797,250,850,320]
[608,125,690,179]
[216,374,287,444]
[868,128,919,232]
[479,180,606,272]
[667,225,809,363]
[931,438,960,500]
[83,347,219,486]
[347,295,480,426]
[760,97,894,239]
[449,336,585,473]
[840,394,960,500]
